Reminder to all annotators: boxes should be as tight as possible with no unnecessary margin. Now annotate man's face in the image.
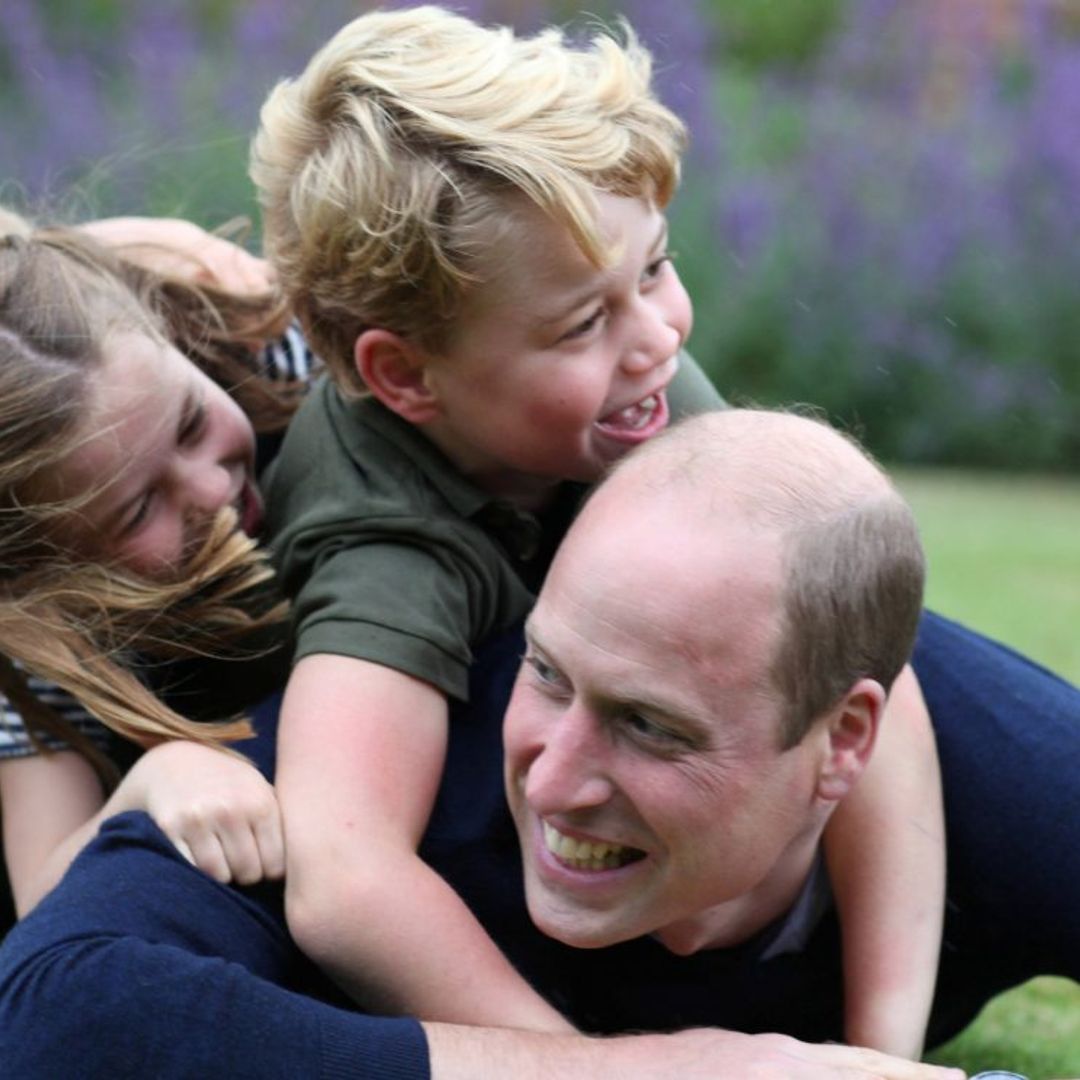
[503,487,833,953]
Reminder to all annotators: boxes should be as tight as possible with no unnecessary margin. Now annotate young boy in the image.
[251,5,944,1057]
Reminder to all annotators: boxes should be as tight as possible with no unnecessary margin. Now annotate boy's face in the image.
[419,193,692,506]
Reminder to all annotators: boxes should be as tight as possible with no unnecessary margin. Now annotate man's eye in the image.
[524,652,565,689]
[624,710,684,746]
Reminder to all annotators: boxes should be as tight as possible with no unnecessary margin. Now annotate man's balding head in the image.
[504,408,925,950]
[591,409,926,746]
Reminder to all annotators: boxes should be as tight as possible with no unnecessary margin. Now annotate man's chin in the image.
[523,885,641,951]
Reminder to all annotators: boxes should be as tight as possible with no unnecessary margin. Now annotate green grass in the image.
[891,468,1080,1079]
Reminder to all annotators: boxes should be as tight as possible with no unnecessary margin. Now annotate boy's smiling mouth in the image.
[599,392,662,431]
[594,386,671,445]
[593,353,680,446]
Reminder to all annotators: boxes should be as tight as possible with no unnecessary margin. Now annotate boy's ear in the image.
[815,678,885,804]
[354,328,439,424]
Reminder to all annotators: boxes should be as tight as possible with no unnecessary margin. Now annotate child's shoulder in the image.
[263,384,475,541]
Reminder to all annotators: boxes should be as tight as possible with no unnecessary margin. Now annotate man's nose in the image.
[523,705,614,815]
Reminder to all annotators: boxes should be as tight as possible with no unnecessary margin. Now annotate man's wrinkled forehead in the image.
[542,475,785,686]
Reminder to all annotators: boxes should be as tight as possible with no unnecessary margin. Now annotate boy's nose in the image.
[620,300,680,375]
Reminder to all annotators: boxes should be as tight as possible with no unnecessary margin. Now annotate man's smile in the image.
[542,820,645,872]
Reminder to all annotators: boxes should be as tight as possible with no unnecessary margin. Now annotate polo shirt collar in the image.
[332,387,545,562]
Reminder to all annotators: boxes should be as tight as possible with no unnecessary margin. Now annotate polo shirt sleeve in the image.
[280,519,516,704]
[265,382,538,704]
[669,348,727,417]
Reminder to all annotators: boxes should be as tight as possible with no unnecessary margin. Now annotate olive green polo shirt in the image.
[263,352,724,702]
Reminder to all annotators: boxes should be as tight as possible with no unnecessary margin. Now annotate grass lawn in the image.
[891,467,1080,1079]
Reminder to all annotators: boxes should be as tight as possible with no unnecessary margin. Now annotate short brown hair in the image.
[607,408,926,747]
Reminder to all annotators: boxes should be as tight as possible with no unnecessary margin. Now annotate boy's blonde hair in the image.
[251,5,685,394]
[0,210,293,780]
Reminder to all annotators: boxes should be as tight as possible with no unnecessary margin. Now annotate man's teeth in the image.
[543,821,638,871]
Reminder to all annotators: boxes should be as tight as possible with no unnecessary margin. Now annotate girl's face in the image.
[54,331,263,576]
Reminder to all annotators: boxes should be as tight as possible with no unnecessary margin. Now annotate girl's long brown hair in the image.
[0,209,299,783]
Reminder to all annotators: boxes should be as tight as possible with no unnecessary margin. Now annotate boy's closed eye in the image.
[559,307,606,342]
[642,251,674,283]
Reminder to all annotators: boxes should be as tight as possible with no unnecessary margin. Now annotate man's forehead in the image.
[537,507,785,700]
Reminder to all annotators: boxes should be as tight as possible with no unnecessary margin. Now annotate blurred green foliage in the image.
[3,0,1077,470]
[703,0,847,68]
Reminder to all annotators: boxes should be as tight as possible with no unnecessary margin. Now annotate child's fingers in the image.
[220,824,268,887]
[194,246,276,297]
[252,805,286,881]
[171,835,197,869]
[181,826,233,884]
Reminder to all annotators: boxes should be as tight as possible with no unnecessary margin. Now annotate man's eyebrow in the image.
[522,617,542,650]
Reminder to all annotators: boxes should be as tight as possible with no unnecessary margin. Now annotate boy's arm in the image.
[823,664,945,1058]
[277,652,574,1030]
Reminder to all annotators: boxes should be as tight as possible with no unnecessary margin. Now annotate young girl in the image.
[0,207,315,917]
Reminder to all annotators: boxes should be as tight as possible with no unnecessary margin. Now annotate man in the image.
[2,409,1070,1076]
[421,408,1078,1051]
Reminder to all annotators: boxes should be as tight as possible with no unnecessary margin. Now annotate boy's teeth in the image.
[603,394,659,430]
[543,821,640,871]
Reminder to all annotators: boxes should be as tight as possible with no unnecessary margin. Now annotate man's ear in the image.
[816,678,886,803]
[354,328,439,424]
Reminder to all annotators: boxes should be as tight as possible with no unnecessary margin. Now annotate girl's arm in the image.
[1,740,284,917]
[78,217,275,296]
[277,652,573,1031]
[0,751,106,917]
[823,665,945,1058]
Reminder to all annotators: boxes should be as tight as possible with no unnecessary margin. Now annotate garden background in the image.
[2,0,1078,1074]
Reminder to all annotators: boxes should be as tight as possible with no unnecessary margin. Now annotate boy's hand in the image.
[116,740,285,885]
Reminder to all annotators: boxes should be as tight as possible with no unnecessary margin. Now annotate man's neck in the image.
[651,830,823,956]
